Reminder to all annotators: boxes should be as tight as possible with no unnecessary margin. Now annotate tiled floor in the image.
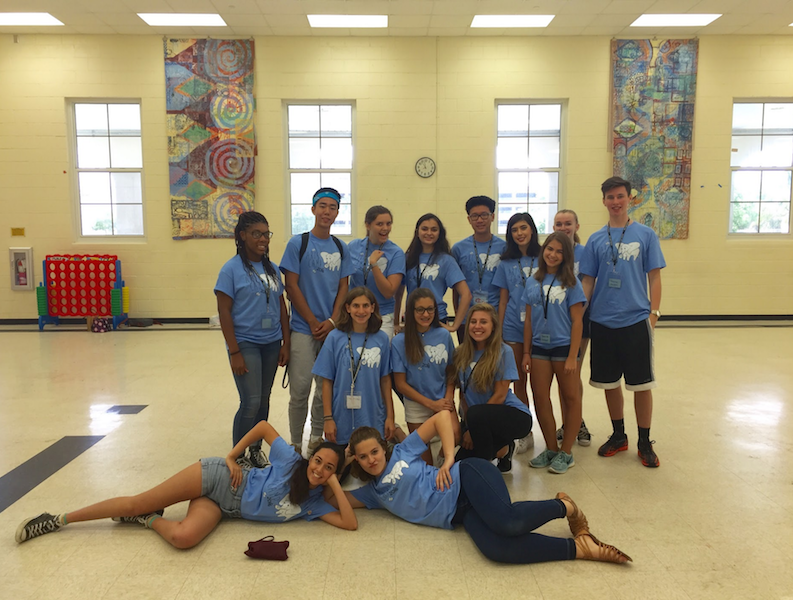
[1,324,792,599]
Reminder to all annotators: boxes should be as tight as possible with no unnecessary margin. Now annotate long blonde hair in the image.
[452,303,504,393]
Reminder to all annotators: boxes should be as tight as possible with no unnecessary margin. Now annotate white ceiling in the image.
[2,0,793,37]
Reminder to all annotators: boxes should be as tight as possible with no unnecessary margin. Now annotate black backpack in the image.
[298,231,344,262]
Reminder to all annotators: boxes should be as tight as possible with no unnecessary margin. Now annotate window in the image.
[70,101,144,237]
[730,102,792,234]
[496,103,562,234]
[287,103,353,236]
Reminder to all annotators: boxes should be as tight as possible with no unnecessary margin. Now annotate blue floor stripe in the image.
[0,436,104,513]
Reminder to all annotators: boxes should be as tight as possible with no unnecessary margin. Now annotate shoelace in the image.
[29,518,59,537]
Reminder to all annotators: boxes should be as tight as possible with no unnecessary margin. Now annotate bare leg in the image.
[553,363,581,455]
[634,390,653,428]
[506,342,529,406]
[65,462,204,523]
[529,359,558,451]
[150,496,222,549]
[604,387,624,422]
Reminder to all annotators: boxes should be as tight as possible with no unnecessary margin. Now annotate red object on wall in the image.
[45,255,118,317]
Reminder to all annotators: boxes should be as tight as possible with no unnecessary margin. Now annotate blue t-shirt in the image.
[491,256,539,344]
[351,431,461,530]
[579,222,666,329]
[348,238,406,316]
[241,437,336,522]
[312,329,391,445]
[279,233,355,335]
[391,327,455,401]
[574,242,585,280]
[214,256,284,345]
[522,274,587,349]
[405,253,465,321]
[451,235,507,311]
[459,344,528,414]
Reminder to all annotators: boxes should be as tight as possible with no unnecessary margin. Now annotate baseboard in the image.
[0,317,210,325]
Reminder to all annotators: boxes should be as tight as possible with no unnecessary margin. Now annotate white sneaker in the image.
[515,431,534,455]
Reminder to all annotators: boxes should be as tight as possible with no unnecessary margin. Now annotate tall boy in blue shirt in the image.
[579,177,665,468]
[280,188,354,455]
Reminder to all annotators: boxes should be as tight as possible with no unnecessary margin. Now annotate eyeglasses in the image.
[250,231,274,240]
[468,212,492,222]
[414,306,436,315]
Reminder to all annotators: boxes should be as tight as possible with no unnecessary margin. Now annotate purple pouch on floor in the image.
[244,535,289,560]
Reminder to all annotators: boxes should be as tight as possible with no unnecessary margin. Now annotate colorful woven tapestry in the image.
[165,39,255,239]
[612,39,697,239]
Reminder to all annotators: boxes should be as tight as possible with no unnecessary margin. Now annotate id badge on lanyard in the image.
[472,289,488,304]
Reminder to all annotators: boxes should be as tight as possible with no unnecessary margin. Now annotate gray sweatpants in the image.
[288,331,325,445]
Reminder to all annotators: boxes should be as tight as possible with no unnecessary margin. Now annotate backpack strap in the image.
[298,232,344,261]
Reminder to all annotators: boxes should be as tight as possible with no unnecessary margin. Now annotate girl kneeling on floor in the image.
[339,411,631,565]
[313,286,395,446]
[16,421,356,548]
[522,232,586,474]
[454,303,532,472]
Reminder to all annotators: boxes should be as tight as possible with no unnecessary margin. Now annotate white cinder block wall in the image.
[1,34,791,319]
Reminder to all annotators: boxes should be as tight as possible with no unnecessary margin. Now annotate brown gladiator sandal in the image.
[556,492,589,537]
[574,532,632,564]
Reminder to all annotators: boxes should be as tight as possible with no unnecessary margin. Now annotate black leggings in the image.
[455,458,575,563]
[456,404,532,461]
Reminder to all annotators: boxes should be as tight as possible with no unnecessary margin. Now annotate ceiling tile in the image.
[387,0,434,15]
[603,0,654,14]
[120,0,173,11]
[581,24,630,35]
[96,13,144,26]
[431,0,479,15]
[221,13,268,26]
[646,0,701,11]
[165,0,219,12]
[542,26,587,35]
[254,0,312,14]
[210,0,262,13]
[229,25,274,35]
[429,15,473,27]
[264,14,309,28]
[388,27,429,35]
[428,27,469,35]
[389,15,432,27]
[550,14,597,27]
[557,0,612,15]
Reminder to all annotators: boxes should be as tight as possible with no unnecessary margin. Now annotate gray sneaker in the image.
[529,449,558,469]
[577,421,592,446]
[16,513,63,543]
[112,509,164,527]
[548,450,575,474]
[248,447,270,469]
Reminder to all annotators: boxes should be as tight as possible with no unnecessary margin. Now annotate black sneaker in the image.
[637,440,660,468]
[577,421,592,446]
[597,434,628,457]
[15,513,63,543]
[497,441,516,473]
[236,453,253,468]
[112,509,164,527]
[555,425,564,445]
[247,447,270,469]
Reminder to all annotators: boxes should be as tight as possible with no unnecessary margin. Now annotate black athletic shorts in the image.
[589,319,656,391]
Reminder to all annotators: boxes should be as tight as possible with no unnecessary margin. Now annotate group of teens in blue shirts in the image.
[17,177,666,568]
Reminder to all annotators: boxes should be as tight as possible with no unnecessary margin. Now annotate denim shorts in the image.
[200,457,249,519]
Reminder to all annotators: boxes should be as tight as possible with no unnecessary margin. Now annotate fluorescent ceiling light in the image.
[308,15,388,28]
[471,15,555,28]
[137,13,227,27]
[631,14,721,27]
[0,13,64,26]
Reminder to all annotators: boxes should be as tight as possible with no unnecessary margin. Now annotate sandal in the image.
[574,532,632,564]
[556,492,589,537]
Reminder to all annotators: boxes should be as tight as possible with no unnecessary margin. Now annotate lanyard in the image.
[363,238,384,285]
[606,220,630,269]
[417,252,436,285]
[542,275,558,320]
[347,332,370,393]
[462,360,481,394]
[472,236,494,286]
[518,256,535,285]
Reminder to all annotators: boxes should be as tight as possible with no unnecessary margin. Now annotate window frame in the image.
[284,100,356,239]
[729,99,793,237]
[494,100,565,236]
[66,98,146,242]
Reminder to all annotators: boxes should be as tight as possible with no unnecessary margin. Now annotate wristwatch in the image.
[650,310,661,318]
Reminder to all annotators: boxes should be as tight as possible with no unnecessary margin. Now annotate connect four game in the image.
[36,254,129,331]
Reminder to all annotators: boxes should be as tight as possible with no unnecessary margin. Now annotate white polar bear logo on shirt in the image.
[355,347,381,368]
[615,241,640,261]
[522,266,535,279]
[275,494,301,520]
[321,252,341,271]
[259,273,280,291]
[419,263,440,280]
[542,285,567,304]
[375,256,388,271]
[382,460,409,484]
[424,343,448,365]
[479,254,501,270]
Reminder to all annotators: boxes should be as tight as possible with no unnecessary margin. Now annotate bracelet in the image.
[324,415,334,421]
[230,350,241,355]
[327,318,336,328]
